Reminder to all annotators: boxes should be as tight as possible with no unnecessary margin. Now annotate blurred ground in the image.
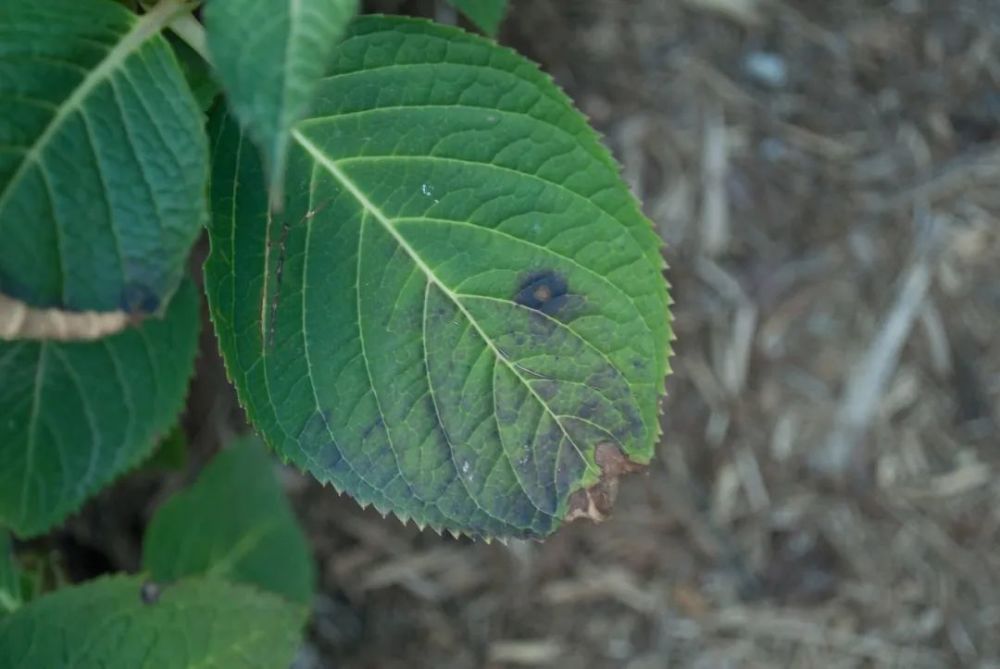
[68,0,1000,667]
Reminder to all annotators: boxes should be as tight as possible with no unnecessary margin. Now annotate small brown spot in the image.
[564,442,644,524]
[514,270,569,315]
[533,284,552,303]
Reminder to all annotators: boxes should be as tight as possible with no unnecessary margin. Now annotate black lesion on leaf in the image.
[514,270,570,316]
[360,416,384,443]
[578,397,602,421]
[494,397,520,427]
[299,410,344,471]
[623,403,646,441]
[140,580,161,605]
[121,282,159,314]
[585,366,618,389]
[533,380,559,401]
[429,302,450,321]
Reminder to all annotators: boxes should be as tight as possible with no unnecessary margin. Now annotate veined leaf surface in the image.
[0,281,199,537]
[0,0,207,313]
[204,0,359,195]
[0,576,303,669]
[206,17,671,539]
[446,0,508,35]
[143,437,314,605]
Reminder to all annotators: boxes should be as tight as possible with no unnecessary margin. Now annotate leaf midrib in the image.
[19,343,46,523]
[291,128,597,476]
[0,0,187,216]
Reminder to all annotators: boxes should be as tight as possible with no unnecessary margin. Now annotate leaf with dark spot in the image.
[515,270,571,315]
[143,438,314,605]
[0,576,304,667]
[0,0,207,313]
[0,280,200,537]
[205,17,672,539]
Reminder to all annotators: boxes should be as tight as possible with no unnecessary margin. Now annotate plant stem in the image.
[169,10,212,65]
[142,0,211,65]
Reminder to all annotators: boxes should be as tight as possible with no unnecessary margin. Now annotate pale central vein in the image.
[205,520,279,579]
[291,129,595,472]
[20,343,48,522]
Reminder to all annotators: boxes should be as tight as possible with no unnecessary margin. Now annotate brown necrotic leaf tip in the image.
[565,442,645,524]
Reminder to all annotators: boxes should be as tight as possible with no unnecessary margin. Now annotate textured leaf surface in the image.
[0,575,304,669]
[446,0,508,35]
[205,0,359,192]
[206,17,671,539]
[0,0,207,313]
[0,281,199,537]
[144,437,314,605]
[170,33,220,112]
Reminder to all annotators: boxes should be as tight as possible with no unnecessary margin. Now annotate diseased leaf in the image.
[0,575,304,669]
[205,17,671,540]
[0,0,208,314]
[143,437,314,605]
[0,280,199,537]
[204,0,359,196]
[446,0,508,35]
[0,532,19,615]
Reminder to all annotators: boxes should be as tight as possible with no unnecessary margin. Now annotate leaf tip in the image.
[564,443,645,525]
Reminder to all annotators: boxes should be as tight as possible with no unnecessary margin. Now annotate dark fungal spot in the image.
[121,282,159,314]
[140,580,161,605]
[533,380,558,401]
[360,416,384,443]
[578,397,602,421]
[494,395,520,426]
[514,270,570,316]
[299,410,345,470]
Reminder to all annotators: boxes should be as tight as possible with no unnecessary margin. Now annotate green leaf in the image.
[204,0,359,197]
[0,532,19,615]
[205,17,671,540]
[7,549,60,606]
[0,0,208,314]
[142,422,189,472]
[446,0,508,35]
[169,33,221,113]
[143,436,314,605]
[0,280,200,537]
[0,575,304,669]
